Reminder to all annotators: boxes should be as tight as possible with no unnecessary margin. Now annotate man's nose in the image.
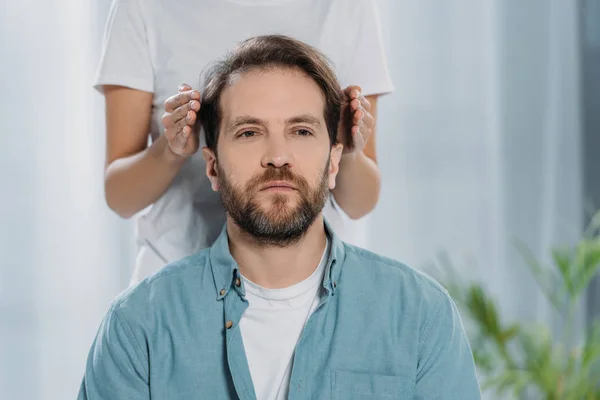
[261,134,293,168]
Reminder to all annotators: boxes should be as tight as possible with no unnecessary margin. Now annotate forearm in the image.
[331,152,381,219]
[104,135,187,218]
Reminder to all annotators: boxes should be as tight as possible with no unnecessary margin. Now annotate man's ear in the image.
[328,143,343,190]
[201,146,219,192]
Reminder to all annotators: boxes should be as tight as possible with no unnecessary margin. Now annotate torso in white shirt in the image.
[239,238,329,400]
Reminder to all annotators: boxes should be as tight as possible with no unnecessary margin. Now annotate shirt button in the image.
[235,278,241,287]
[333,281,337,288]
[225,320,234,329]
[219,289,226,296]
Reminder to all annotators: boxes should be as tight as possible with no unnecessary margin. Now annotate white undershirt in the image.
[239,238,329,400]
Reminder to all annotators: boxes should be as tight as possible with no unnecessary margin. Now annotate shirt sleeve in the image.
[93,0,154,93]
[78,304,150,400]
[337,0,394,97]
[414,290,482,399]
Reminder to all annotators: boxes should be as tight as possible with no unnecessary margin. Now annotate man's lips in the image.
[259,181,298,191]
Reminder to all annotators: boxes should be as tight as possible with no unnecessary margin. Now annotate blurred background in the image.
[1,0,599,399]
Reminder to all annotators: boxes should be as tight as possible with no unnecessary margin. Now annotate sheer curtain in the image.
[372,0,583,386]
[0,1,132,399]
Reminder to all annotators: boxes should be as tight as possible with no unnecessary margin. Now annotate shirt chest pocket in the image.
[331,370,414,400]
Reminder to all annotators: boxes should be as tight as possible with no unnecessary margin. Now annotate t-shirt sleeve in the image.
[414,290,482,399]
[338,0,394,97]
[93,0,154,94]
[77,304,150,400]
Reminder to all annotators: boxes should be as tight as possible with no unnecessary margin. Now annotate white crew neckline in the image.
[241,237,330,302]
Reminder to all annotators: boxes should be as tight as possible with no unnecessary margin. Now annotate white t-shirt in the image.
[95,0,394,283]
[239,238,329,400]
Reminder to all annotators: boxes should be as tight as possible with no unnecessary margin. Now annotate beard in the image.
[217,160,330,247]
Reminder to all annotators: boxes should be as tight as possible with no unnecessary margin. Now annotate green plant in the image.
[432,211,600,399]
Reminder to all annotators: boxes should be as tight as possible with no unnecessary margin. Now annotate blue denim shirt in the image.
[79,223,481,399]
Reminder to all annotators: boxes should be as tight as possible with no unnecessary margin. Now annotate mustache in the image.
[247,167,309,192]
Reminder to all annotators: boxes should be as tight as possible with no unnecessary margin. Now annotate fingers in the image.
[164,86,201,112]
[352,105,364,124]
[354,104,374,131]
[352,112,368,137]
[362,107,375,130]
[161,84,202,156]
[350,105,373,149]
[343,85,362,98]
[164,110,195,137]
[359,94,371,112]
[176,111,197,132]
[347,91,373,131]
[348,95,371,111]
[163,100,199,128]
[351,105,373,131]
[170,129,191,154]
[349,124,365,152]
[168,123,196,155]
[344,85,371,112]
[162,84,201,148]
[341,85,375,153]
[163,121,179,142]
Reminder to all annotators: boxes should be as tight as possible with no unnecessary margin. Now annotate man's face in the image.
[202,68,343,246]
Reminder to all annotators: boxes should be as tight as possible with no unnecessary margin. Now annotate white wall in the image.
[0,1,134,398]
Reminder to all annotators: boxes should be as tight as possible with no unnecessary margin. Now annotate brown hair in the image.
[198,35,343,151]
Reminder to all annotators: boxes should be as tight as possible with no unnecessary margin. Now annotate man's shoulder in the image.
[111,249,212,317]
[341,243,450,305]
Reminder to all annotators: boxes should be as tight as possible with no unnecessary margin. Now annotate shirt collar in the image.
[209,219,346,300]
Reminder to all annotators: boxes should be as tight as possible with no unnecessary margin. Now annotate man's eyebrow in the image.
[286,114,321,127]
[226,116,268,132]
[226,114,322,132]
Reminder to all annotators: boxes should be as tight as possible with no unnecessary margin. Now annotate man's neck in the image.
[227,215,328,289]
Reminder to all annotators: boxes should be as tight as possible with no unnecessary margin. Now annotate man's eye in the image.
[240,131,256,138]
[295,129,312,136]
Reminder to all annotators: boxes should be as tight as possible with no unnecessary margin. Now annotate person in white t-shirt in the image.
[96,0,393,284]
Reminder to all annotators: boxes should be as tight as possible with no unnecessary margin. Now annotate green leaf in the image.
[482,370,523,396]
[573,239,600,298]
[564,344,579,384]
[467,286,494,332]
[515,239,565,310]
[511,373,534,399]
[499,324,520,344]
[551,247,575,296]
[472,347,495,373]
[583,207,600,238]
[581,322,600,371]
[428,215,600,398]
[562,360,600,400]
[516,326,563,396]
